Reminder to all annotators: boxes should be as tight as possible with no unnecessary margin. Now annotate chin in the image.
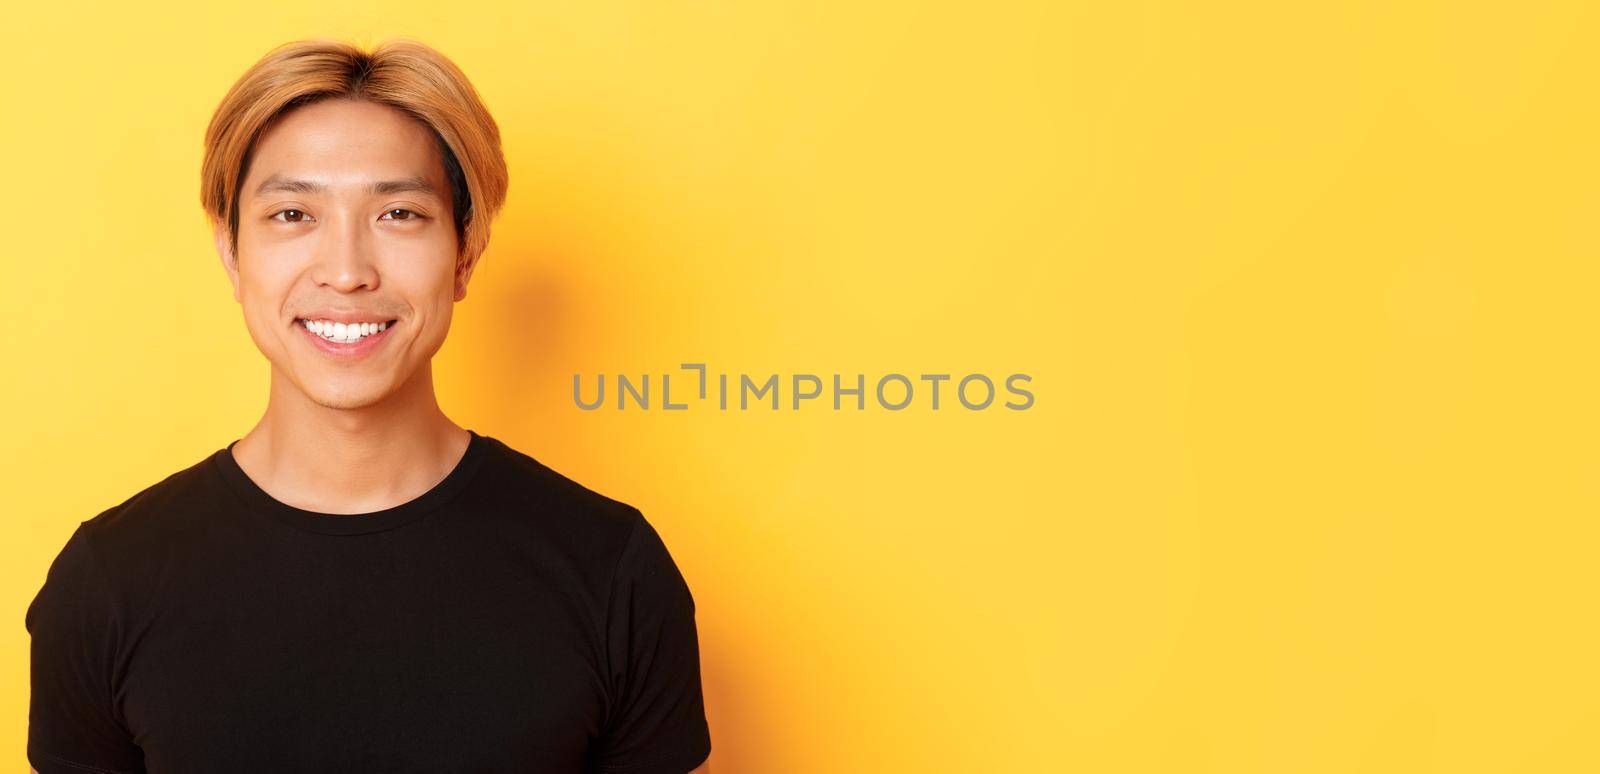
[296,375,399,410]
[308,389,394,410]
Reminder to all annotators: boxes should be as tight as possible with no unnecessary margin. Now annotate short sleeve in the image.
[25,524,145,774]
[588,511,712,773]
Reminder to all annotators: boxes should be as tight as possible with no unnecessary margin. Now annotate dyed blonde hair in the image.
[200,38,509,275]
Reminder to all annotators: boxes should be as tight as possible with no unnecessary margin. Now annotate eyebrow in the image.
[252,174,438,198]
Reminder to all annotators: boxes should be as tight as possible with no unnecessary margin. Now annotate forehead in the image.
[244,99,446,193]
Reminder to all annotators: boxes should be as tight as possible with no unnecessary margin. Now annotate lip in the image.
[295,319,397,360]
[298,309,396,325]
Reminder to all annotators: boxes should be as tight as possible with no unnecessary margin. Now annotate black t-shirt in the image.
[25,430,712,774]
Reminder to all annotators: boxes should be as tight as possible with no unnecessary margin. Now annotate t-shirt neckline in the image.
[211,429,490,536]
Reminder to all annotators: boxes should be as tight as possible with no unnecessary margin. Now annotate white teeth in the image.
[299,319,391,344]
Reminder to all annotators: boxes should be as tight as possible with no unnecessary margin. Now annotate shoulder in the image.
[57,447,232,614]
[28,446,220,627]
[76,447,226,553]
[464,434,686,599]
[471,438,700,620]
[467,433,646,544]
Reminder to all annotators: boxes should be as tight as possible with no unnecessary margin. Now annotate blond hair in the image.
[200,38,509,274]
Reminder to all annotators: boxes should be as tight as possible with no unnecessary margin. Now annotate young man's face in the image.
[219,98,467,410]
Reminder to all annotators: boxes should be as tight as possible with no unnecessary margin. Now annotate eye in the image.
[271,209,312,223]
[380,208,423,221]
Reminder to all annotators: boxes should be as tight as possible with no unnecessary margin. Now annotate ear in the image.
[454,254,477,302]
[214,222,241,302]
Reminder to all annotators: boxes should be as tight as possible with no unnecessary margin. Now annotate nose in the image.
[310,211,380,292]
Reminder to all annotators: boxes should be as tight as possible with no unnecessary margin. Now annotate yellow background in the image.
[3,1,1597,771]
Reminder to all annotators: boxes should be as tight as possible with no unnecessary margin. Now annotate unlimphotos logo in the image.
[574,363,1034,411]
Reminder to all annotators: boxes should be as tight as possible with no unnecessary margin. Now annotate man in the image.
[25,38,712,774]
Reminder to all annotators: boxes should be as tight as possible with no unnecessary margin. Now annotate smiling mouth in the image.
[295,318,400,344]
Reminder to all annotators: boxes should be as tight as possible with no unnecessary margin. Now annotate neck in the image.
[230,362,471,514]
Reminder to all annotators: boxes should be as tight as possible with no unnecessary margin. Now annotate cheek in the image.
[234,257,299,324]
[385,245,460,302]
[384,229,457,272]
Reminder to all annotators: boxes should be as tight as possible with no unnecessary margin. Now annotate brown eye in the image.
[272,209,310,223]
[381,208,419,221]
